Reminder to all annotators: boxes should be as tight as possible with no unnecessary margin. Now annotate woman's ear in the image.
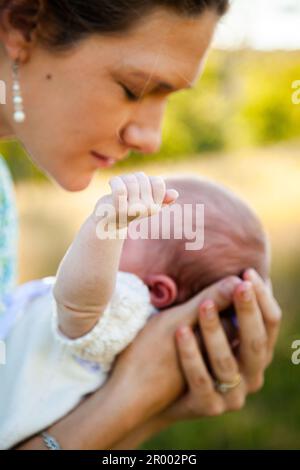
[143,274,178,309]
[0,9,35,63]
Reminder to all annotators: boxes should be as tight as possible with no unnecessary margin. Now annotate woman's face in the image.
[1,8,218,191]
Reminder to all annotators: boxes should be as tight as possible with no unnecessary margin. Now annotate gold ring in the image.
[214,373,242,394]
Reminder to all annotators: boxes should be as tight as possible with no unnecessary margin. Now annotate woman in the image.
[0,0,282,450]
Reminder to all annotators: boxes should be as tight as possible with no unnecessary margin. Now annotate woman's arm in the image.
[16,369,142,450]
[111,415,172,450]
[112,269,282,449]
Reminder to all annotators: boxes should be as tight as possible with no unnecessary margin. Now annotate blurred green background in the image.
[1,45,300,449]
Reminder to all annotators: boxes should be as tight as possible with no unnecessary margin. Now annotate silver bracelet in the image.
[41,432,62,450]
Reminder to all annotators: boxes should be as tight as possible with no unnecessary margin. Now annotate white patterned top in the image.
[0,155,18,314]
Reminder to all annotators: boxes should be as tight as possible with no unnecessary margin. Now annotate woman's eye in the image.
[121,84,140,102]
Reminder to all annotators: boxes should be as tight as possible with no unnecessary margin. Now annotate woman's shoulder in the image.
[0,154,18,304]
[0,153,17,224]
[0,154,14,188]
[0,154,15,204]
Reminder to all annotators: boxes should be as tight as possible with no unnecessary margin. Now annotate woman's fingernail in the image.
[178,326,190,339]
[239,282,253,302]
[200,300,216,320]
[244,268,256,281]
[170,189,179,200]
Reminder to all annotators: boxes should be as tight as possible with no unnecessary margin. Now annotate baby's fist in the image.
[106,172,179,228]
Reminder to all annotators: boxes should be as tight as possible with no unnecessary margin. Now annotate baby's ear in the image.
[143,274,178,309]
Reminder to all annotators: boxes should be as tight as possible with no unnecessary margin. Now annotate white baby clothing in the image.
[0,271,155,449]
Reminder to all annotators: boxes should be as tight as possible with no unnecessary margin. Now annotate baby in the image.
[120,176,269,309]
[0,174,269,449]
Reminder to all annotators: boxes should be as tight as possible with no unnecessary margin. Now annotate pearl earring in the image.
[12,60,26,123]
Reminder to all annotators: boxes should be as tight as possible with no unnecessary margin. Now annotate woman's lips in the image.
[90,151,116,168]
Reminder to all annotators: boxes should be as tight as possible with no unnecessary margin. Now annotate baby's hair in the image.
[162,176,270,306]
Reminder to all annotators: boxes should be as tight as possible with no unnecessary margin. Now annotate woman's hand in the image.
[159,269,282,423]
[112,269,282,449]
[17,270,281,450]
[108,275,243,424]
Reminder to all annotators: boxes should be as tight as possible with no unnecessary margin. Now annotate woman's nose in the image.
[121,123,163,154]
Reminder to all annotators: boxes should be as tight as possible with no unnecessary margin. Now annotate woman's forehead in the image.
[110,9,218,86]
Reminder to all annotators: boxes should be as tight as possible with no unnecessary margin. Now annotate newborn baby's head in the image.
[119,176,270,309]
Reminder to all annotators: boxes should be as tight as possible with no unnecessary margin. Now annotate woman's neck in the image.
[0,101,15,140]
[0,115,14,141]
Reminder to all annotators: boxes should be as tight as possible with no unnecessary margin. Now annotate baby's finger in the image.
[135,172,160,215]
[149,176,166,206]
[109,176,128,214]
[135,172,153,202]
[120,174,139,206]
[162,189,179,206]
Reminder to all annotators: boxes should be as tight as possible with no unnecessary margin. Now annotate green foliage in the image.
[0,139,45,182]
[234,51,300,146]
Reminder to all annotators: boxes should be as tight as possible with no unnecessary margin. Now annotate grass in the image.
[15,140,300,449]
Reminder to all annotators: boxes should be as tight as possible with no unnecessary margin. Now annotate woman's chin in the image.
[55,172,94,192]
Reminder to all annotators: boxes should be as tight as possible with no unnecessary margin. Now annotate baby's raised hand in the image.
[94,172,179,232]
[55,174,178,335]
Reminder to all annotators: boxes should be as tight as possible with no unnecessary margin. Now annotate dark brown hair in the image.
[0,0,229,50]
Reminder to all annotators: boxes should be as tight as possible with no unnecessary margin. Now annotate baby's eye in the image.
[121,84,140,102]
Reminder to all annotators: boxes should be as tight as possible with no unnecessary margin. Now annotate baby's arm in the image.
[53,173,178,339]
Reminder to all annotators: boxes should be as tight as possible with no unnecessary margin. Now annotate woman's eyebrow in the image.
[125,69,194,92]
